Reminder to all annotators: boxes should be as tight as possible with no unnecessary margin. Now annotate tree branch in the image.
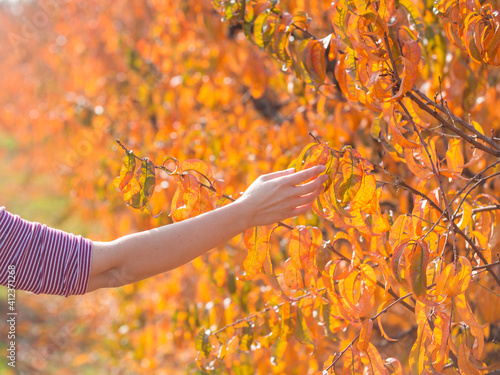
[406,91,500,157]
[412,88,500,152]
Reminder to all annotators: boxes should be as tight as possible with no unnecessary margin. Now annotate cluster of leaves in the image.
[177,0,500,373]
[115,115,500,373]
[113,150,156,212]
[115,125,499,373]
[435,0,500,65]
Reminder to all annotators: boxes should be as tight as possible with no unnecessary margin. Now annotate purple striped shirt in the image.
[0,207,92,297]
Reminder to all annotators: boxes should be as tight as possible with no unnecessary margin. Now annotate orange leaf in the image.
[239,226,271,281]
[342,346,363,375]
[454,293,485,359]
[391,239,411,284]
[384,358,403,375]
[351,173,376,210]
[409,315,432,374]
[445,138,465,175]
[263,226,292,301]
[390,56,418,101]
[272,302,296,363]
[435,256,472,301]
[431,312,450,371]
[289,226,313,270]
[337,150,363,204]
[389,215,414,251]
[302,39,327,85]
[456,333,481,375]
[357,319,373,351]
[365,343,388,375]
[113,151,136,190]
[404,148,433,179]
[284,257,305,290]
[407,240,429,299]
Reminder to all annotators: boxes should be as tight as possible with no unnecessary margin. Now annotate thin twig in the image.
[473,259,500,272]
[399,101,458,259]
[412,88,500,152]
[473,280,500,298]
[407,91,500,157]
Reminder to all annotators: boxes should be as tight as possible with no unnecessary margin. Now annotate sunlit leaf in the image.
[407,240,429,298]
[366,342,389,375]
[302,39,327,86]
[445,138,464,175]
[289,226,312,270]
[284,257,305,290]
[342,346,363,374]
[113,150,136,190]
[357,319,373,351]
[127,158,156,210]
[239,226,271,281]
[271,302,296,364]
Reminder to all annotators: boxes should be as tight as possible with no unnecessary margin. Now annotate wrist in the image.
[230,198,254,231]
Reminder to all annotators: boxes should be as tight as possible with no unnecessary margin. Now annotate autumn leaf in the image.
[407,240,429,299]
[127,158,156,210]
[113,150,136,190]
[342,346,363,374]
[302,39,327,86]
[271,302,296,364]
[289,226,312,270]
[239,226,271,281]
[357,319,373,351]
[293,305,315,354]
[283,257,305,290]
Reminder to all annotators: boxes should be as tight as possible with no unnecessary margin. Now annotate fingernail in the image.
[318,165,326,172]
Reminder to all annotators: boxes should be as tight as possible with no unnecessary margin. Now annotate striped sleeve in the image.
[0,206,93,297]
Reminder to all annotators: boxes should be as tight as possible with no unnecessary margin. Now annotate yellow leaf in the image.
[239,226,271,281]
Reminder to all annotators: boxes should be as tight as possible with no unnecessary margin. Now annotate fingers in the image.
[288,190,320,208]
[293,173,328,196]
[290,200,316,217]
[260,168,295,181]
[282,165,326,185]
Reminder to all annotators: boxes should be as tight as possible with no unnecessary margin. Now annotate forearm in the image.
[98,201,248,288]
[86,165,327,293]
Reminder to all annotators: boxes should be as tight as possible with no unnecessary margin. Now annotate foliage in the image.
[1,0,500,374]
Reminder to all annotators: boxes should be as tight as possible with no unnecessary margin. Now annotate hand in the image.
[237,165,328,228]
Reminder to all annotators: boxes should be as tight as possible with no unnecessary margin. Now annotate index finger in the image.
[283,165,326,185]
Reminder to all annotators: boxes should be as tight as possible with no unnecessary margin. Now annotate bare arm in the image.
[86,165,327,292]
